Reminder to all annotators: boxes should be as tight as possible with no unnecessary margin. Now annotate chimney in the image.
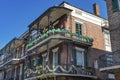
[93,3,100,16]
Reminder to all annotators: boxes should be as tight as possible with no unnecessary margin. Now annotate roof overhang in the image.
[28,6,72,29]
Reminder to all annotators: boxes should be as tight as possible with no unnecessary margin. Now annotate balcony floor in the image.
[25,73,97,80]
[100,65,120,73]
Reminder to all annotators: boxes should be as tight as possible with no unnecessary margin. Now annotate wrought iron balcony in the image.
[24,64,96,80]
[0,54,20,68]
[26,29,94,49]
[99,50,120,72]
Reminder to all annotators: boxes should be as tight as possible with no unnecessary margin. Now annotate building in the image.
[99,0,120,80]
[0,2,110,80]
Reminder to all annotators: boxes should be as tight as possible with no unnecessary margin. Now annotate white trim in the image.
[42,52,47,57]
[12,58,20,61]
[52,47,59,53]
[63,3,108,26]
[52,47,59,68]
[74,20,83,24]
[75,47,85,51]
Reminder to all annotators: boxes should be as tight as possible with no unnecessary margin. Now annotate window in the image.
[108,74,115,79]
[112,0,120,11]
[73,47,85,67]
[34,56,42,66]
[104,30,111,51]
[94,60,98,69]
[53,51,58,67]
[30,30,39,40]
[52,48,60,68]
[42,53,48,68]
[76,22,82,35]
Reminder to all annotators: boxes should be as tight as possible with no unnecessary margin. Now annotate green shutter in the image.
[49,52,53,65]
[84,51,88,67]
[72,49,76,65]
[58,50,61,65]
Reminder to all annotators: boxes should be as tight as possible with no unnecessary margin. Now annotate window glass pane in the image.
[94,60,98,69]
[108,74,115,79]
[76,22,82,35]
[76,51,82,65]
[76,50,84,67]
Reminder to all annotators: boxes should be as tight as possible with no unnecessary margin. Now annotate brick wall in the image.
[65,15,108,79]
[106,0,120,51]
[66,15,106,51]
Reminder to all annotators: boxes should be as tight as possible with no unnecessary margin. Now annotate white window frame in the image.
[103,29,111,51]
[42,53,47,69]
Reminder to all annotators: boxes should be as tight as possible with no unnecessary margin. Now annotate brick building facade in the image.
[99,0,120,80]
[0,2,110,80]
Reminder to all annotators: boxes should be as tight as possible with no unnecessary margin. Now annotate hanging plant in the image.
[25,69,33,77]
[52,29,55,34]
[36,65,43,75]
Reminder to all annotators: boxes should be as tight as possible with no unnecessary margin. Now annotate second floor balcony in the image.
[26,28,94,51]
[24,40,97,80]
[24,64,96,80]
[99,50,120,73]
[0,53,21,69]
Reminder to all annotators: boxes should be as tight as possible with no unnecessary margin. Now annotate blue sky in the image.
[0,0,107,49]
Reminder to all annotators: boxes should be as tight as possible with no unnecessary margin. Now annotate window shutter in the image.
[26,60,31,68]
[31,60,35,68]
[72,49,76,65]
[39,56,43,65]
[84,51,88,67]
[58,50,61,65]
[49,51,53,65]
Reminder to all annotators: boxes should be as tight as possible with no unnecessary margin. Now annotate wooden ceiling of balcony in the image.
[29,6,72,30]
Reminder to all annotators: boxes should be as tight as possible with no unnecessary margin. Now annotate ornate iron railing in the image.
[24,64,95,79]
[0,53,20,66]
[99,50,120,68]
[26,29,94,49]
